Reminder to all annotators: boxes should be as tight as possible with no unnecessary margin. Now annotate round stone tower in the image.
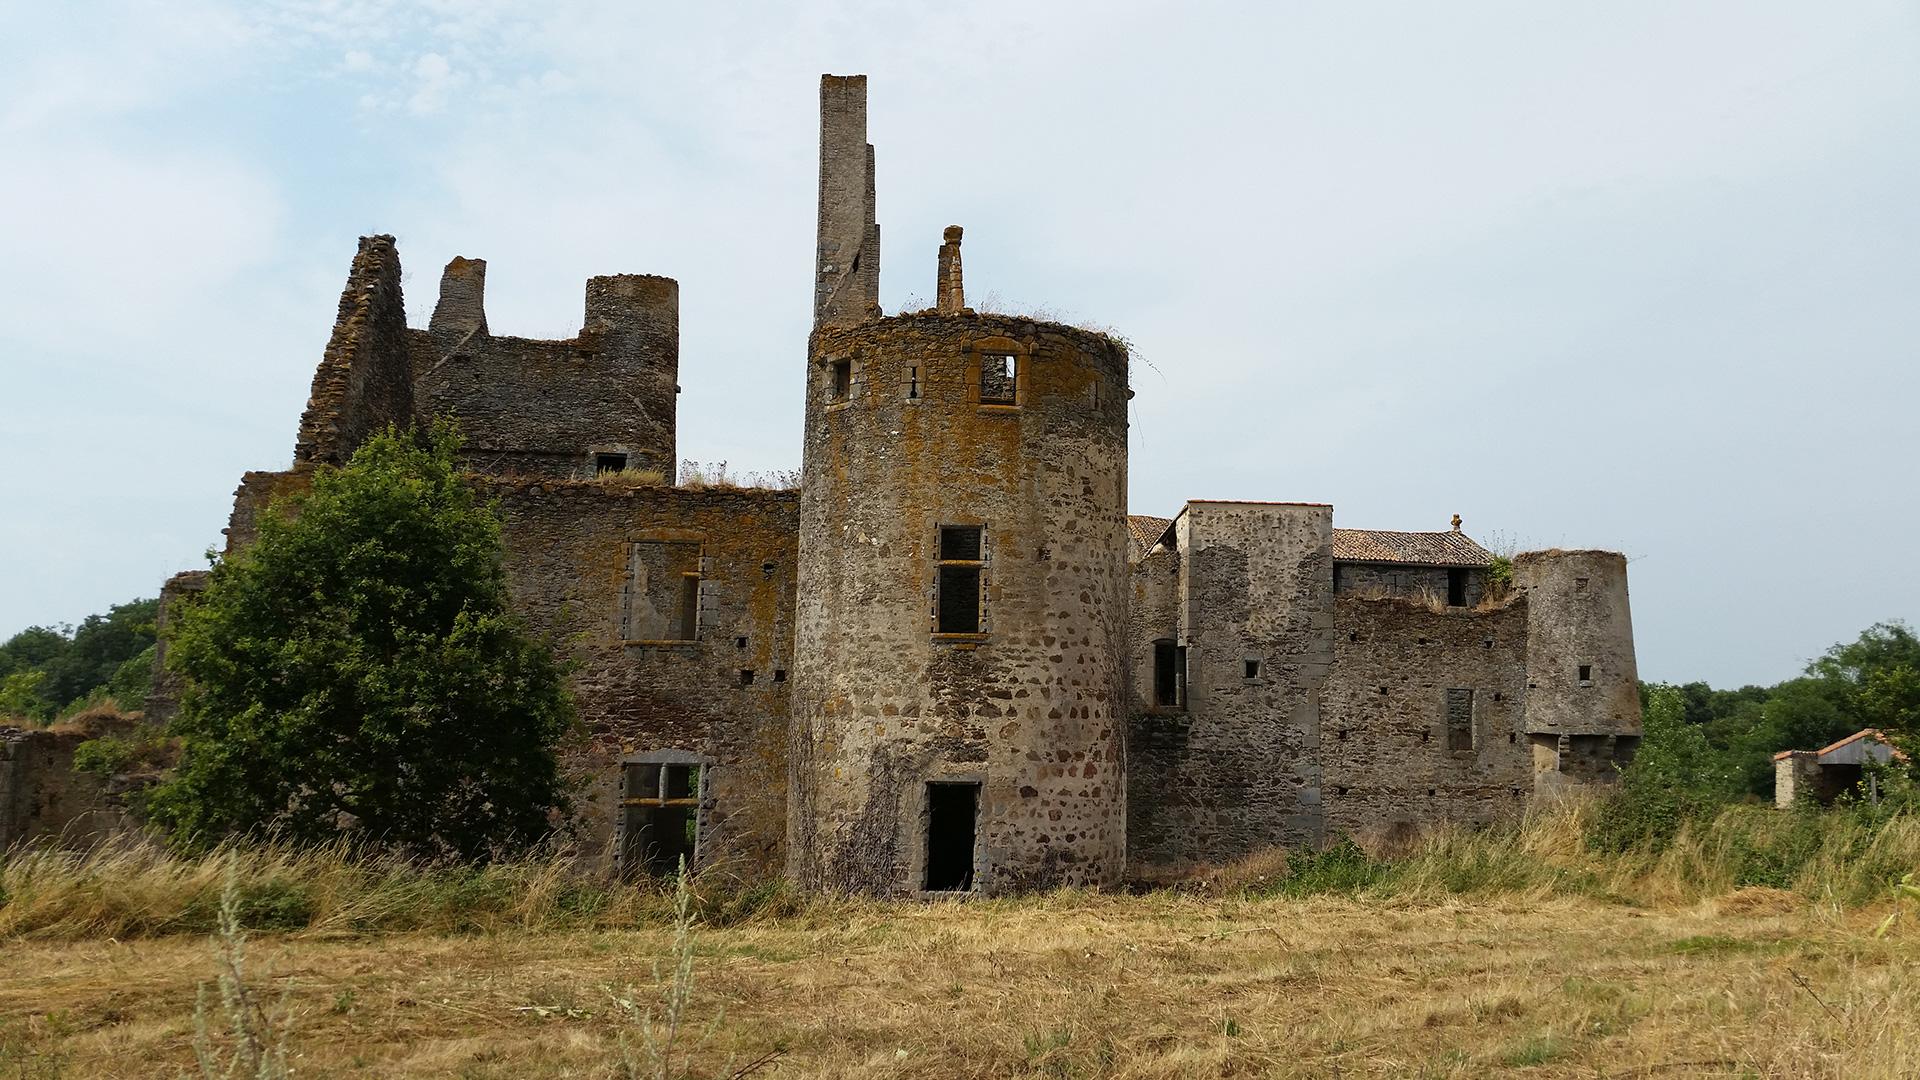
[788,309,1131,895]
[1514,549,1643,798]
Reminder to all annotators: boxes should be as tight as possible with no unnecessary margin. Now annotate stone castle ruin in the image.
[113,75,1642,892]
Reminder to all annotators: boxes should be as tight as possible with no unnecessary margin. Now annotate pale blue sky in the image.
[2,1,1915,687]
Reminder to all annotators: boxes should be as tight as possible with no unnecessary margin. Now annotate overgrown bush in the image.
[149,424,576,859]
[1588,685,1736,852]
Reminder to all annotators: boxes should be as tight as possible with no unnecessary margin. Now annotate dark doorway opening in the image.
[1447,568,1467,606]
[924,781,979,891]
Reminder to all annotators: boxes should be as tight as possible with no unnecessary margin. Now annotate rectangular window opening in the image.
[739,669,755,685]
[595,452,628,475]
[678,575,700,641]
[829,358,851,403]
[936,526,985,635]
[773,669,787,683]
[1153,640,1177,707]
[1445,688,1475,752]
[924,781,979,891]
[980,353,1017,405]
[937,566,981,634]
[1447,568,1467,607]
[1578,664,1593,684]
[621,761,701,879]
[1244,659,1261,679]
[620,541,702,642]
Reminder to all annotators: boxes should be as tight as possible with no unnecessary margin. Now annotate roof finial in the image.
[1450,513,1462,533]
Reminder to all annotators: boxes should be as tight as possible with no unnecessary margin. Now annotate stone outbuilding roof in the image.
[1333,528,1493,567]
[1127,515,1174,557]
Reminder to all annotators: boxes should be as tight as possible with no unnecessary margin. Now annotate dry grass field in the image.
[3,806,1916,1078]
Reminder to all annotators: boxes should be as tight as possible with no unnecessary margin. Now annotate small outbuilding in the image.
[1773,729,1907,808]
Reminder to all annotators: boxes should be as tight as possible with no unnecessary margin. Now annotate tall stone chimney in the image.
[936,226,964,313]
[814,74,879,328]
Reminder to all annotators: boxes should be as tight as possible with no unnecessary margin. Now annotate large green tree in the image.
[149,424,575,858]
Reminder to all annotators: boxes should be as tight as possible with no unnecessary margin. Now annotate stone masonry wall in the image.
[0,727,122,849]
[1334,562,1487,609]
[293,235,415,467]
[1127,501,1333,875]
[792,312,1131,896]
[487,480,798,876]
[414,271,680,478]
[1321,595,1532,841]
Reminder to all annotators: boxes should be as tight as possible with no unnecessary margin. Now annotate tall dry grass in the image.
[3,801,1915,943]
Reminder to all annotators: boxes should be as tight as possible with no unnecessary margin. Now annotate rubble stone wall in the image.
[1321,595,1533,840]
[792,313,1131,895]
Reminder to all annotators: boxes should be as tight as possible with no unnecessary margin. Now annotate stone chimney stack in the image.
[936,226,965,313]
[430,256,488,339]
[813,74,880,328]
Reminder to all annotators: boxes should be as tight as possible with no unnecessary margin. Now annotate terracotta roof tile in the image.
[1333,528,1493,567]
[1127,515,1173,557]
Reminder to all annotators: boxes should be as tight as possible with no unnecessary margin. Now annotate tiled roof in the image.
[1127,515,1173,557]
[1772,728,1908,762]
[1333,529,1493,567]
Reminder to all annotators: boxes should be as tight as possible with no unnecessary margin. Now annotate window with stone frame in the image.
[935,525,984,634]
[980,353,1017,405]
[827,357,852,403]
[1444,688,1475,752]
[619,540,702,641]
[620,757,702,878]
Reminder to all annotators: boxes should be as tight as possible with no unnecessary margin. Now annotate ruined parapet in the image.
[790,312,1131,896]
[1514,550,1642,799]
[429,256,488,341]
[411,266,681,478]
[813,74,880,328]
[0,724,131,849]
[145,569,211,727]
[294,235,415,467]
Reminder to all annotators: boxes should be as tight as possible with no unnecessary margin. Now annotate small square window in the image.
[773,669,787,683]
[939,526,983,561]
[1578,664,1593,684]
[1243,659,1260,679]
[595,452,628,475]
[1575,577,1589,593]
[740,669,755,685]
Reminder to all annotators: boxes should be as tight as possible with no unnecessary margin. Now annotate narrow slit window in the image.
[907,365,920,400]
[678,574,700,641]
[828,358,851,403]
[935,526,985,635]
[1445,688,1475,751]
[924,781,979,891]
[980,353,1017,404]
[595,452,628,475]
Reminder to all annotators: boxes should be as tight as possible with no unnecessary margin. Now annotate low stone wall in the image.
[0,722,134,849]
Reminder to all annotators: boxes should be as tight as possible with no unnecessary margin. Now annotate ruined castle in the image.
[134,76,1640,893]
